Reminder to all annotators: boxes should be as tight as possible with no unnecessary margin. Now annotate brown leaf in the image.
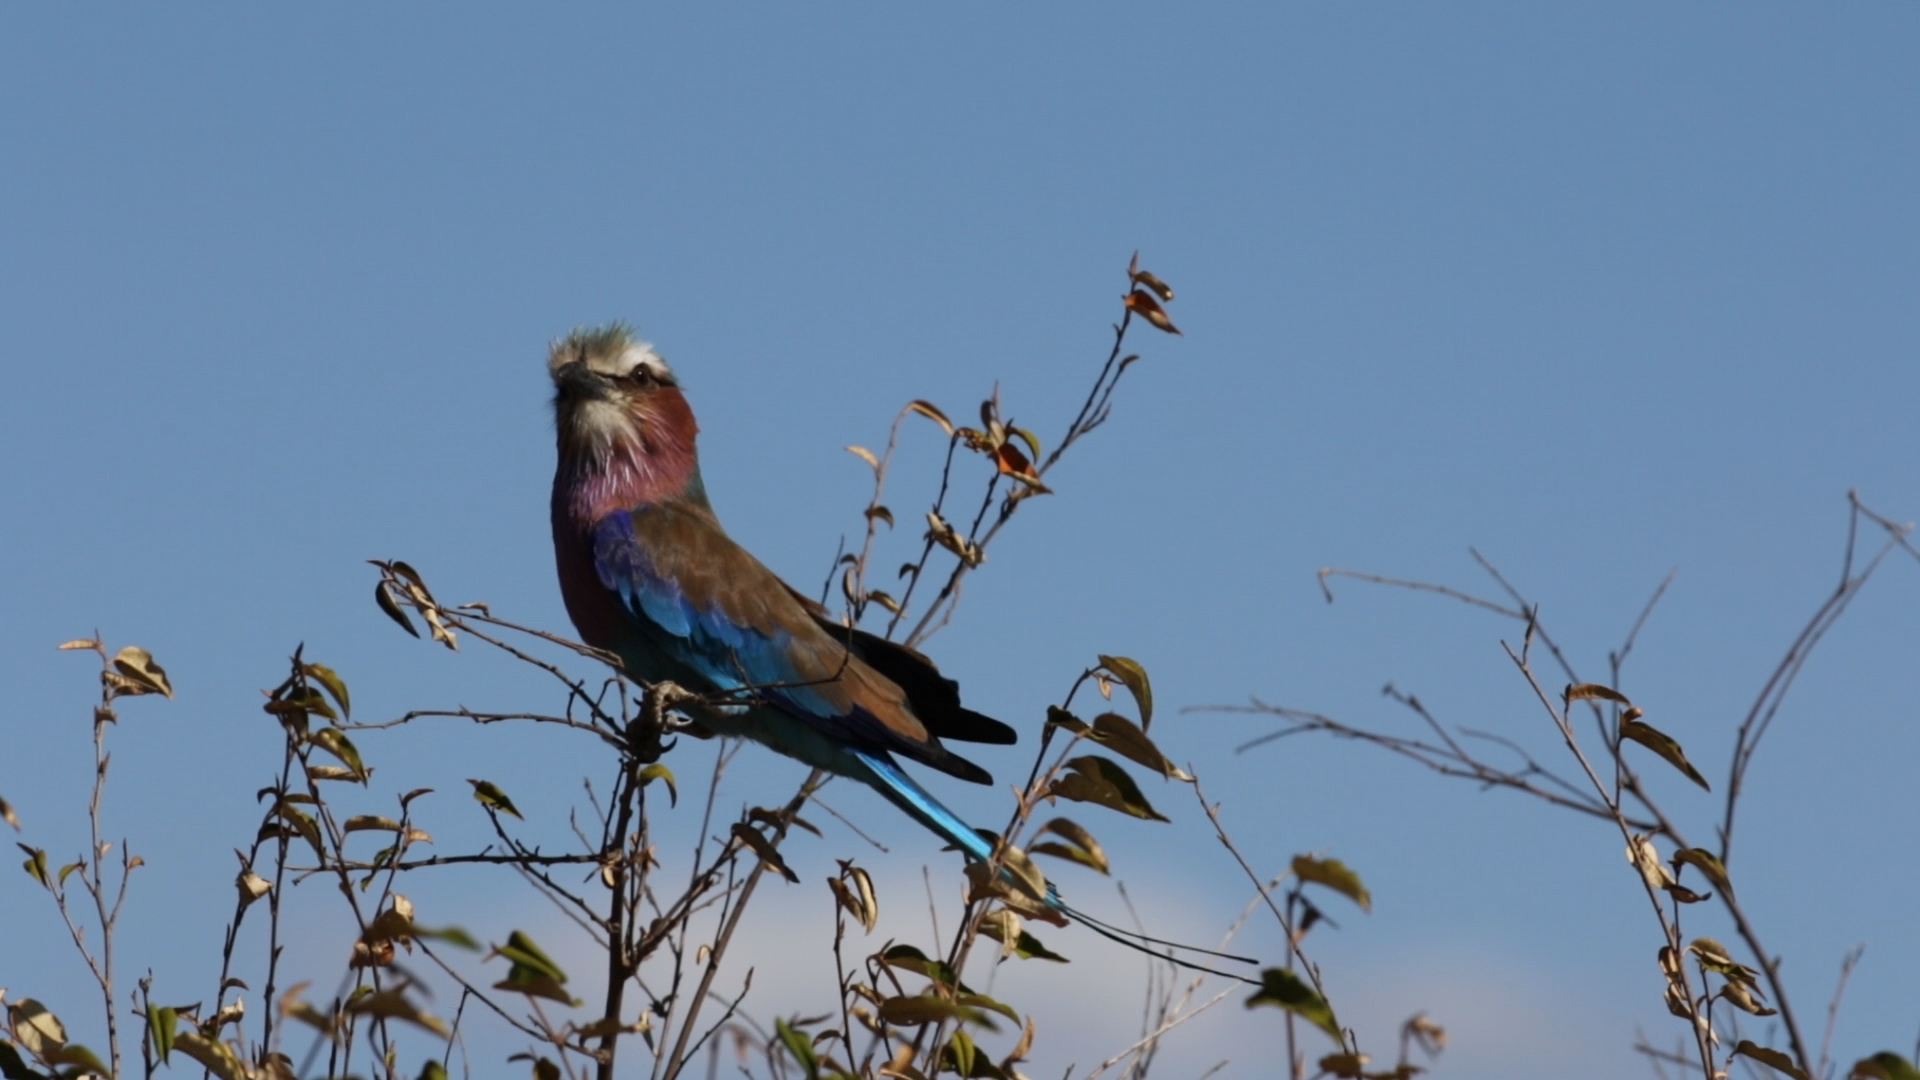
[925,511,985,567]
[1129,267,1175,302]
[1627,834,1676,891]
[1046,756,1170,822]
[1123,290,1182,335]
[906,399,955,436]
[110,646,174,698]
[1563,682,1631,705]
[1731,1041,1810,1080]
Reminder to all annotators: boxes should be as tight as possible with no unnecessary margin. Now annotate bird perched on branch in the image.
[548,323,1251,976]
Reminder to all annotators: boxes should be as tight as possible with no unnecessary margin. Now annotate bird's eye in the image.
[623,366,658,386]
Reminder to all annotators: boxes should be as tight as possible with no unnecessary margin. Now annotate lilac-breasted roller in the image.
[548,324,1252,973]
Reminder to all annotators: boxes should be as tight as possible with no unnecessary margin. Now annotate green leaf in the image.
[308,727,367,782]
[45,1043,108,1074]
[1246,968,1341,1042]
[1291,855,1372,913]
[1619,718,1711,791]
[0,1041,46,1080]
[1851,1052,1920,1080]
[416,1060,449,1080]
[1089,713,1192,781]
[879,945,964,991]
[170,1030,246,1080]
[638,763,677,807]
[946,1029,977,1080]
[1732,1041,1809,1080]
[491,930,575,1005]
[302,662,351,720]
[876,994,995,1030]
[775,1017,820,1079]
[1673,848,1732,895]
[1687,938,1759,984]
[1046,756,1170,822]
[18,845,49,890]
[467,779,523,819]
[496,931,567,981]
[373,580,420,638]
[146,1004,178,1063]
[956,993,1016,1027]
[263,801,324,859]
[1096,655,1153,730]
[415,924,482,950]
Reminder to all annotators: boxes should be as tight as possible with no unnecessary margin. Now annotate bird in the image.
[547,323,1253,976]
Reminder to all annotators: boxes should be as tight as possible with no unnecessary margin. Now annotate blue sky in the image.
[3,7,1917,1079]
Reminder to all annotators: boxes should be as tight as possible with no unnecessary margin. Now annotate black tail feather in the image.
[1056,900,1263,987]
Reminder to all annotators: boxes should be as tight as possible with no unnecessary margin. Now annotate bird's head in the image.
[549,323,703,517]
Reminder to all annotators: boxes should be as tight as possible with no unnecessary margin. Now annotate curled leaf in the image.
[112,646,173,698]
[1620,718,1711,791]
[374,581,420,638]
[1627,834,1676,891]
[1672,848,1732,895]
[925,511,985,567]
[1129,267,1175,302]
[1563,682,1630,705]
[906,399,955,436]
[828,862,879,932]
[638,763,677,807]
[1095,655,1153,729]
